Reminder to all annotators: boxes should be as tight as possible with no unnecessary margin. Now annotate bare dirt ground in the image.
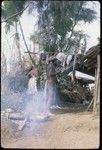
[2,110,100,149]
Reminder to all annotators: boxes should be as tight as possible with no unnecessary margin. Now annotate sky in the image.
[1,1,100,71]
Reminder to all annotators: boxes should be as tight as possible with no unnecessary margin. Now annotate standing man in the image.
[43,53,60,116]
[27,66,38,98]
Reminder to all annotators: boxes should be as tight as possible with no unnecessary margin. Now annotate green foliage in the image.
[53,15,73,36]
[2,1,97,53]
[13,0,26,13]
[3,1,18,21]
[30,31,40,44]
[29,1,97,53]
[78,8,97,23]
[2,0,26,33]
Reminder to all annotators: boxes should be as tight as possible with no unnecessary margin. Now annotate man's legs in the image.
[43,82,54,116]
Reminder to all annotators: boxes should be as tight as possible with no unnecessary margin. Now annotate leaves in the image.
[2,1,26,33]
[30,1,97,53]
[78,8,97,23]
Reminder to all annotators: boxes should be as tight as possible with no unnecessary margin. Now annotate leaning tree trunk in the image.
[15,22,22,67]
[18,19,36,66]
[10,22,22,72]
[12,1,36,67]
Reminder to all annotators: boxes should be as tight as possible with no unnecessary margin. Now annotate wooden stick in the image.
[18,115,28,131]
[24,51,76,55]
[86,98,94,111]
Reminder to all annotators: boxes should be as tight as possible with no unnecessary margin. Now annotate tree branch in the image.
[1,3,31,23]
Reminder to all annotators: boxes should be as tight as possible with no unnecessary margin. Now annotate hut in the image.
[83,44,100,114]
[61,43,100,112]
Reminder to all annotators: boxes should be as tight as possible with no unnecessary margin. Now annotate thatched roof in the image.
[62,43,100,77]
[83,44,100,69]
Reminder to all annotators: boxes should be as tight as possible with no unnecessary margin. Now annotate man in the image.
[43,53,60,116]
[25,66,38,118]
[27,66,38,97]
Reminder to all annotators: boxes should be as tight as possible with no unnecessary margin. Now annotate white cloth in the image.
[66,55,73,66]
[56,52,66,67]
[56,52,73,67]
[27,76,37,95]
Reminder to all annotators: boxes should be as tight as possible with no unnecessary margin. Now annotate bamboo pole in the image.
[87,54,100,112]
[97,72,100,114]
[93,54,100,114]
[93,68,97,112]
[96,55,100,114]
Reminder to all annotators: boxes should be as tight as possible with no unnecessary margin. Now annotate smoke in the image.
[1,69,61,139]
[25,91,46,117]
[1,81,48,138]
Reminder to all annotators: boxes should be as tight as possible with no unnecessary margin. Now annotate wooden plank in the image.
[93,54,100,114]
[8,113,25,120]
[93,55,100,112]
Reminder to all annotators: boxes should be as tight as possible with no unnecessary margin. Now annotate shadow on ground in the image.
[51,101,92,114]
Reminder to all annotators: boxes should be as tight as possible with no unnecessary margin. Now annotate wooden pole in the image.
[86,98,94,111]
[93,54,100,114]
[72,54,77,83]
[93,67,97,112]
[96,55,100,114]
[72,48,79,86]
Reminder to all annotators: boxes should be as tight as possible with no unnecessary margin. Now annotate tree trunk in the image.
[15,22,22,66]
[12,1,36,66]
[33,42,35,52]
[66,22,77,51]
[1,52,7,75]
[18,19,36,66]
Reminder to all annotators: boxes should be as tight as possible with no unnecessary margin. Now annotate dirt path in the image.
[2,112,99,149]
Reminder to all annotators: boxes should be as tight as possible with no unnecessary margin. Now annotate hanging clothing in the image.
[56,52,66,67]
[66,55,73,66]
[56,52,73,68]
